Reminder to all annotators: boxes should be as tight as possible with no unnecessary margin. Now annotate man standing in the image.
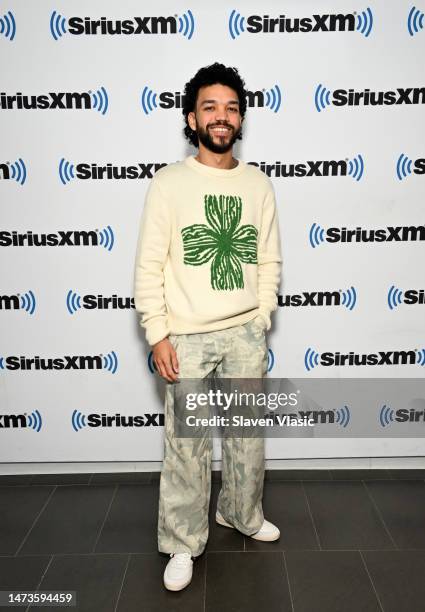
[133,63,282,591]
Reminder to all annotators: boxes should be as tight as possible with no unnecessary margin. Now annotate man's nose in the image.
[214,106,228,121]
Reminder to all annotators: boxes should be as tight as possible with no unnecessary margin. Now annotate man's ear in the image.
[188,111,196,131]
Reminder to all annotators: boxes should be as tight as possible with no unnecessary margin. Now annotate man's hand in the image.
[152,337,179,383]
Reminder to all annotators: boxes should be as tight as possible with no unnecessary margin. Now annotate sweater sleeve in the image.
[133,178,171,346]
[256,184,282,330]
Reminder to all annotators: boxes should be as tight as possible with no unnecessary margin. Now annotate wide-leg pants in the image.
[157,317,269,558]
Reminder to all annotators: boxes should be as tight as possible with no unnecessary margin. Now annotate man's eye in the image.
[228,107,238,112]
[204,106,213,111]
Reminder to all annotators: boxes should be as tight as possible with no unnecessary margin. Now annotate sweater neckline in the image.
[184,155,246,177]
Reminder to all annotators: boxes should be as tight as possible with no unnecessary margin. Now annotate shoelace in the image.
[171,553,192,566]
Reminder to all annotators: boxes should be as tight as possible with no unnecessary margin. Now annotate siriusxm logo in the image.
[0,158,27,184]
[408,6,424,36]
[315,85,425,111]
[71,410,164,431]
[0,291,36,314]
[229,9,373,38]
[0,227,114,250]
[309,223,425,247]
[396,154,425,180]
[50,10,194,40]
[304,347,425,371]
[67,291,134,314]
[0,10,16,41]
[379,405,425,426]
[271,406,350,427]
[59,159,167,184]
[388,286,425,309]
[0,89,109,114]
[0,352,118,373]
[279,287,357,310]
[249,155,364,180]
[0,411,42,431]
[141,85,282,114]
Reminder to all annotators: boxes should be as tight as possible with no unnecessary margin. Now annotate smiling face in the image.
[188,83,243,154]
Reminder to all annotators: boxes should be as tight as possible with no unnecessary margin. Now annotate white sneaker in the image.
[216,510,280,542]
[163,553,193,591]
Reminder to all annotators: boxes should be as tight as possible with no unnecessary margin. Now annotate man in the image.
[133,63,282,591]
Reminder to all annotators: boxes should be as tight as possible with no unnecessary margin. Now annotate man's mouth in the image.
[209,125,232,136]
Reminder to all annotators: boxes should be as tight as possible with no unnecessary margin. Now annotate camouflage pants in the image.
[157,317,269,558]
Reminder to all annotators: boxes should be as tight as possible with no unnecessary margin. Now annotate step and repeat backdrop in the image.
[1,1,424,463]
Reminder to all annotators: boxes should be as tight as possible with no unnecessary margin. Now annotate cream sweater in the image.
[133,155,282,347]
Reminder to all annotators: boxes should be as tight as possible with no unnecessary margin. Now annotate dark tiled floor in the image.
[1,470,425,611]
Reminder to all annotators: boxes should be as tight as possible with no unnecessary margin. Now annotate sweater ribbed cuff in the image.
[142,318,169,347]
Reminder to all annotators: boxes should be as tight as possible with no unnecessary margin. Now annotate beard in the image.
[196,122,242,154]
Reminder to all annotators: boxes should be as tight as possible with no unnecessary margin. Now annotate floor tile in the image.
[286,550,380,612]
[362,550,425,612]
[330,469,391,480]
[117,553,206,612]
[206,551,292,612]
[365,480,425,548]
[91,472,151,485]
[265,469,332,481]
[95,483,159,553]
[18,485,115,555]
[303,481,394,550]
[0,486,54,555]
[28,554,127,612]
[245,481,319,551]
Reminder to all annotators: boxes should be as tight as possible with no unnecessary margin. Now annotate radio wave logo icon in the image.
[147,351,157,374]
[407,6,424,36]
[141,86,158,115]
[264,85,282,113]
[396,153,413,180]
[379,404,395,427]
[348,154,364,181]
[267,348,275,372]
[228,10,245,39]
[98,225,115,251]
[356,7,373,37]
[50,10,67,40]
[387,285,404,310]
[416,349,425,366]
[8,158,27,185]
[103,351,118,374]
[72,409,86,432]
[89,87,108,115]
[20,290,36,315]
[178,10,195,39]
[341,287,357,310]
[335,405,350,427]
[309,223,325,248]
[66,290,82,314]
[314,84,332,112]
[304,347,320,372]
[0,10,16,41]
[59,158,75,185]
[27,409,43,432]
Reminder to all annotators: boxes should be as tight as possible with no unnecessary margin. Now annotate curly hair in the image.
[182,62,247,147]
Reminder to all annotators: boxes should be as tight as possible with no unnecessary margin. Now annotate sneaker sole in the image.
[215,513,234,529]
[216,513,280,542]
[164,576,192,591]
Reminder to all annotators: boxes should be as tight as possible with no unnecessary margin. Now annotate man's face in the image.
[188,83,243,154]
